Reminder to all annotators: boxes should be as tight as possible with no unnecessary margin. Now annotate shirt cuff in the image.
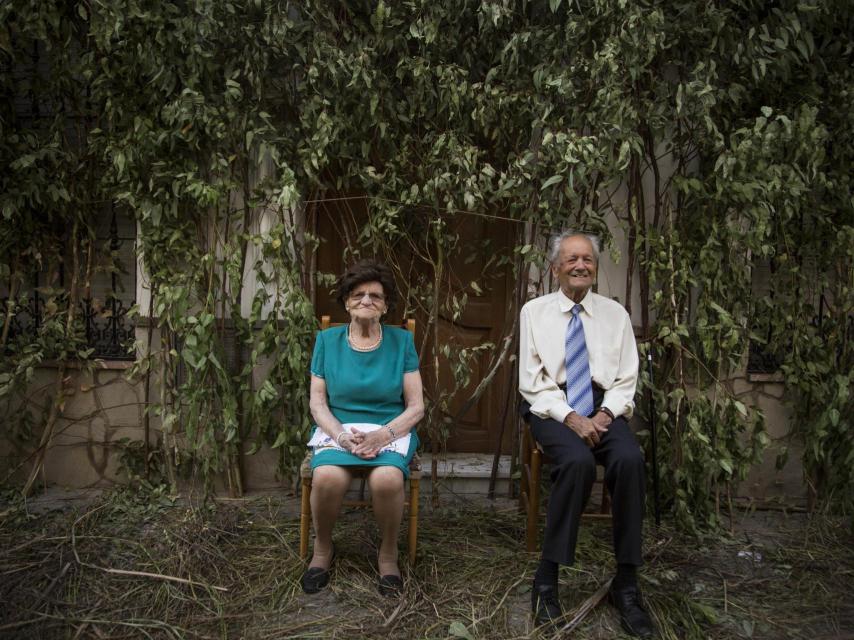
[528,396,574,424]
[547,403,573,424]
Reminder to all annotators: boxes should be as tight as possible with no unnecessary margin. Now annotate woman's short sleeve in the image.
[310,332,325,378]
[403,331,419,373]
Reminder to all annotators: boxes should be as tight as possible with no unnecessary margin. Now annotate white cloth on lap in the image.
[308,423,411,456]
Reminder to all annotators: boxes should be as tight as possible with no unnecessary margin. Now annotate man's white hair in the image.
[547,230,601,265]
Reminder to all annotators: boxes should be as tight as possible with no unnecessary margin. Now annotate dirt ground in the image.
[0,486,852,639]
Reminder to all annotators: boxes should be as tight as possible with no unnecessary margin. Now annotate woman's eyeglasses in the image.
[349,291,385,304]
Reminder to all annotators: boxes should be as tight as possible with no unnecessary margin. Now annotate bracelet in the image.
[384,424,396,441]
[336,431,349,447]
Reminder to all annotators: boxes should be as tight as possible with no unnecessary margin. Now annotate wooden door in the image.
[311,194,516,454]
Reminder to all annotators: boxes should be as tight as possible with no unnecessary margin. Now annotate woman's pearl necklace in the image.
[348,324,383,352]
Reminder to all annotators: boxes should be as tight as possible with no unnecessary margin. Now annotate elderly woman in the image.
[302,259,424,596]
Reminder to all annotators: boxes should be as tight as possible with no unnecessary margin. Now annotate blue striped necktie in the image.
[565,304,594,417]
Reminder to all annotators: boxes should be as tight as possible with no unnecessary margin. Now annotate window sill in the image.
[747,371,784,383]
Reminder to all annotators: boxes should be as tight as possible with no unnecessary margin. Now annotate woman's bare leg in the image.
[309,465,352,569]
[368,466,405,576]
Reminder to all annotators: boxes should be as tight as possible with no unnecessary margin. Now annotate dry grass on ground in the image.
[0,487,852,639]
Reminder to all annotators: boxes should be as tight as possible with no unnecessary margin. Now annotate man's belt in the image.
[558,381,606,412]
[557,381,603,392]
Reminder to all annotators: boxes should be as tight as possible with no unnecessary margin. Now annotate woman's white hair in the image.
[547,230,601,265]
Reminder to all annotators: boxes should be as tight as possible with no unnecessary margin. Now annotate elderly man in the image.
[519,230,654,637]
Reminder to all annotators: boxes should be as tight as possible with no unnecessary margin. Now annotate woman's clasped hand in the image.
[336,427,392,459]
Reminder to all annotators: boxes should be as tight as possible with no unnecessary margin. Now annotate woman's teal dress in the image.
[309,324,420,478]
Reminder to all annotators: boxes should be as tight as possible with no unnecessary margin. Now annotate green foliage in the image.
[1,1,851,524]
[654,1,854,518]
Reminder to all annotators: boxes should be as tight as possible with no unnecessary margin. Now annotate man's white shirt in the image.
[519,288,639,423]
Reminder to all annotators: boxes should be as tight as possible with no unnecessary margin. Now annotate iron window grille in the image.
[1,207,136,361]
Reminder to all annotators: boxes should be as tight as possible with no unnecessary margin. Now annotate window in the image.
[1,208,136,361]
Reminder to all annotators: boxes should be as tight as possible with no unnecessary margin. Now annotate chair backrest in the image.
[321,315,415,335]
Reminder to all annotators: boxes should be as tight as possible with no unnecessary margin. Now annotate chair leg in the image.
[408,476,419,566]
[519,431,530,514]
[600,482,611,514]
[300,476,312,559]
[526,447,541,553]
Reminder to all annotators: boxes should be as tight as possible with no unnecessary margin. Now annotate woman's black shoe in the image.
[301,548,335,594]
[378,574,404,597]
[301,566,330,594]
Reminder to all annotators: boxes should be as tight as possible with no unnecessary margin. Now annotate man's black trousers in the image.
[524,406,646,567]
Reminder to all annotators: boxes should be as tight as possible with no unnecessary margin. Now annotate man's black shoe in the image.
[531,581,563,628]
[608,582,655,638]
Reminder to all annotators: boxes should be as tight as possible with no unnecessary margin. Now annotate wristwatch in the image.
[598,407,615,421]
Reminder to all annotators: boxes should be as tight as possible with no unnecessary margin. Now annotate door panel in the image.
[312,195,515,454]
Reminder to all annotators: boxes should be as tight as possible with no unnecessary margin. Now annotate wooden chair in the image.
[299,315,422,565]
[519,417,611,552]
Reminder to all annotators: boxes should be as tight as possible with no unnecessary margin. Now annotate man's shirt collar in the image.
[557,288,594,316]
